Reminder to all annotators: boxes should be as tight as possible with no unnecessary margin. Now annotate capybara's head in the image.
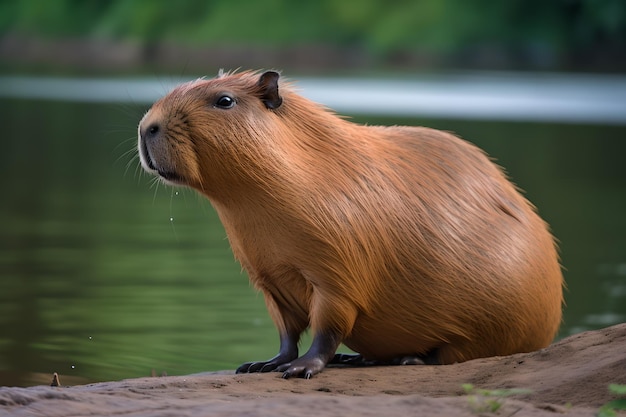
[138,71,283,193]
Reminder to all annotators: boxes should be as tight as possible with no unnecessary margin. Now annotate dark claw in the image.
[237,360,281,374]
[236,347,300,374]
[236,363,250,373]
[236,362,255,373]
[278,363,293,379]
[260,362,279,372]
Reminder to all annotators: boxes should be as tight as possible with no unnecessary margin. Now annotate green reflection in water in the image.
[0,99,624,387]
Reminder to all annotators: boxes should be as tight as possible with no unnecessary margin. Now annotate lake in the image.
[1,79,625,387]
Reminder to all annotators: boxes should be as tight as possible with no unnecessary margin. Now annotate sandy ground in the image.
[1,324,624,417]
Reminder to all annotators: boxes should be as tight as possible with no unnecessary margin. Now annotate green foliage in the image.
[0,0,624,57]
[598,385,626,417]
[462,383,532,414]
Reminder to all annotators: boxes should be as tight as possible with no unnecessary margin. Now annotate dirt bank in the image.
[1,323,624,417]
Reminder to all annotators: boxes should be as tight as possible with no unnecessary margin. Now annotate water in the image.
[1,93,625,387]
[2,72,626,124]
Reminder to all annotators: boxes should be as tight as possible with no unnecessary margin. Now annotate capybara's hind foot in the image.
[391,355,426,365]
[391,350,440,365]
[329,352,439,367]
[330,353,377,366]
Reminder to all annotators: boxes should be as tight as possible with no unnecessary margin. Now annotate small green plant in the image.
[462,383,532,414]
[598,384,626,417]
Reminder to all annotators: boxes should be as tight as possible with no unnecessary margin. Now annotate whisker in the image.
[113,135,138,154]
[150,176,162,204]
[124,153,140,178]
[135,160,146,184]
[115,140,139,168]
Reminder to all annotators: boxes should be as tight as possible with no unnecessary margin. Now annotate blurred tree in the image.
[0,0,624,71]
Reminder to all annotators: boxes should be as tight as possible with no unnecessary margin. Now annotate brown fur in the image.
[138,70,563,371]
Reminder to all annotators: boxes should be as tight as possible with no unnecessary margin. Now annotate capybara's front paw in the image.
[276,356,326,379]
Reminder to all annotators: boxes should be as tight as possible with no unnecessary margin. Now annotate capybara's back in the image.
[333,125,563,365]
[138,70,563,378]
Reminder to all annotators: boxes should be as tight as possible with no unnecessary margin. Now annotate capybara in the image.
[138,70,563,379]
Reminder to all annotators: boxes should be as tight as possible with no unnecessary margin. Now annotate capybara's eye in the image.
[215,95,235,109]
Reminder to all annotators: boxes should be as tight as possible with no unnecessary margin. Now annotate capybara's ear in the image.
[257,71,283,110]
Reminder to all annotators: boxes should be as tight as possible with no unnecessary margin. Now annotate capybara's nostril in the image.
[147,123,159,137]
[142,123,160,140]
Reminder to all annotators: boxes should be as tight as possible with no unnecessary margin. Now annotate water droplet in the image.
[175,191,179,196]
[170,217,174,222]
[89,336,92,340]
[71,365,75,369]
